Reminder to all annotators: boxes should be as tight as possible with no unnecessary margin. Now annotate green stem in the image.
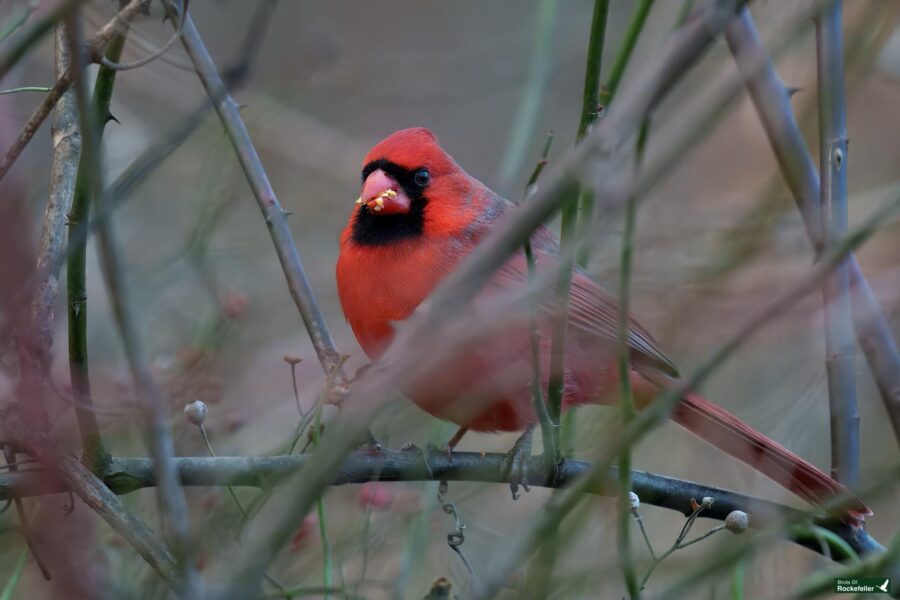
[574,0,610,268]
[0,549,27,600]
[730,560,744,600]
[788,523,860,564]
[577,0,610,141]
[497,0,558,192]
[599,0,656,109]
[522,132,557,475]
[616,120,649,599]
[0,86,51,95]
[310,404,332,599]
[67,34,126,474]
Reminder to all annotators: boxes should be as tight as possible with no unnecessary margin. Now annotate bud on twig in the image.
[725,510,749,534]
[184,400,208,427]
[629,491,640,511]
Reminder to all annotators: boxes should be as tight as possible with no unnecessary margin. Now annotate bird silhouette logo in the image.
[876,579,890,593]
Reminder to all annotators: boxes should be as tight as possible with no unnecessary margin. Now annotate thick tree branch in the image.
[0,451,884,560]
[724,8,900,444]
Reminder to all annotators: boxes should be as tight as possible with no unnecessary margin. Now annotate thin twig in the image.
[616,121,650,599]
[0,86,51,95]
[520,132,557,476]
[815,2,860,485]
[3,446,51,581]
[309,397,333,598]
[99,0,189,71]
[0,0,148,183]
[497,0,557,193]
[639,501,723,589]
[598,0,656,109]
[724,7,900,443]
[0,0,82,79]
[573,0,611,268]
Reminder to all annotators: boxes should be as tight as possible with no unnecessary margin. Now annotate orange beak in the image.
[357,169,412,215]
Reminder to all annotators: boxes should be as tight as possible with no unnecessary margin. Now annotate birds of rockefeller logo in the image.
[833,578,891,594]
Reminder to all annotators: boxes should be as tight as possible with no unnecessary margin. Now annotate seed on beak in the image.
[372,197,385,212]
[356,196,363,205]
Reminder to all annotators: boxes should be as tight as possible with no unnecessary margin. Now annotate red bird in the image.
[336,127,869,521]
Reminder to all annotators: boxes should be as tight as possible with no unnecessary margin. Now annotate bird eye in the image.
[413,168,430,187]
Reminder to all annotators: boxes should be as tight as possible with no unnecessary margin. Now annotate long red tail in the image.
[672,393,870,523]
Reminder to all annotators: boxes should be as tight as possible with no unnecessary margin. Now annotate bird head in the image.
[350,128,481,246]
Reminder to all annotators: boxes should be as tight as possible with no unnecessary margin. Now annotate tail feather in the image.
[672,393,871,523]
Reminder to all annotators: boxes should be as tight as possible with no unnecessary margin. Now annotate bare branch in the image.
[0,0,148,183]
[724,8,900,443]
[0,451,884,561]
[165,0,344,376]
[0,0,83,80]
[98,0,188,71]
[815,1,860,486]
[63,6,200,594]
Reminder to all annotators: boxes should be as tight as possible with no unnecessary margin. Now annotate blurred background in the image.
[1,0,899,598]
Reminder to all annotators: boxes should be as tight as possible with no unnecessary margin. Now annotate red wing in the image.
[475,196,678,377]
[490,224,679,377]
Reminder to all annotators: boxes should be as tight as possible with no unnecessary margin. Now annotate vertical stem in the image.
[522,133,557,475]
[815,1,859,486]
[497,0,558,194]
[529,5,608,594]
[577,0,611,141]
[616,121,649,599]
[67,12,200,596]
[547,0,613,461]
[598,0,656,109]
[310,406,332,598]
[575,0,610,267]
[67,34,125,474]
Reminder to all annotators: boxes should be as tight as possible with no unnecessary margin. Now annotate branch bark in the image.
[815,0,860,486]
[725,9,900,443]
[165,0,343,377]
[0,451,884,560]
[0,0,149,183]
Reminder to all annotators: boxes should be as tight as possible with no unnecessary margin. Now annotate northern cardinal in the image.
[336,127,869,521]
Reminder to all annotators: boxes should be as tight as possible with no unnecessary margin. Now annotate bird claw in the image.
[397,442,436,479]
[357,430,383,454]
[502,424,535,500]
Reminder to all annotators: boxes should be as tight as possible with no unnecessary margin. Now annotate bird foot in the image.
[356,430,384,454]
[400,442,436,479]
[502,424,536,500]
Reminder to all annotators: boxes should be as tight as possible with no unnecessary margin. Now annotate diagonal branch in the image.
[165,0,343,376]
[0,0,149,183]
[0,0,83,80]
[724,8,900,444]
